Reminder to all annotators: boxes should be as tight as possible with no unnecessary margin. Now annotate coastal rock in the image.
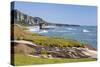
[11,40,97,59]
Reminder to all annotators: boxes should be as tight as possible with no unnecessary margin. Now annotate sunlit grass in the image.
[12,54,96,66]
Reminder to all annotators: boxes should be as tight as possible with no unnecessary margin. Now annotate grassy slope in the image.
[14,54,96,66]
[12,24,84,47]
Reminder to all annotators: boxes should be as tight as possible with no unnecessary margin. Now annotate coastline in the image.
[27,26,97,58]
[27,25,97,49]
[26,25,97,58]
[11,24,97,66]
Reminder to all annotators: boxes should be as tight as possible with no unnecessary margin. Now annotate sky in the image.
[13,1,97,26]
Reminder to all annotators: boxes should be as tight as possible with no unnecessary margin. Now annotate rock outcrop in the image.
[11,40,97,59]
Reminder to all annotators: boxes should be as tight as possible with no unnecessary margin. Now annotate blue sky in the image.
[14,1,97,26]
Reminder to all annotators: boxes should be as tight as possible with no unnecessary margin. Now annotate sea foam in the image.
[38,30,48,33]
[66,28,76,30]
[83,29,90,32]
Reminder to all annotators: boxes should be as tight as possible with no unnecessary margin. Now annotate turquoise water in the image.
[29,26,97,48]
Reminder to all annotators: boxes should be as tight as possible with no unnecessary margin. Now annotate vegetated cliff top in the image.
[11,24,84,48]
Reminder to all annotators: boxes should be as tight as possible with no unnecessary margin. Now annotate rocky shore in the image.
[11,40,97,59]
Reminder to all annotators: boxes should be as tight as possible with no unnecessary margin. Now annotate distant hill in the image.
[11,9,80,26]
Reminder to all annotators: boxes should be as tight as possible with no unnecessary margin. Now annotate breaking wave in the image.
[38,30,48,33]
[66,28,76,30]
[83,29,90,32]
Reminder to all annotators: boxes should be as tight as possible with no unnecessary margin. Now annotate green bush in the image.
[40,49,47,55]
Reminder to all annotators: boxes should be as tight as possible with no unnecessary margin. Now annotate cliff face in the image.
[11,10,47,26]
[11,9,80,26]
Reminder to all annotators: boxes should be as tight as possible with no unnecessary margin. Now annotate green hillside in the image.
[12,24,84,48]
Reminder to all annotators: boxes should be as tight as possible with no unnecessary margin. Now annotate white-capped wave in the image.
[28,26,40,32]
[83,29,90,32]
[57,31,68,32]
[66,28,76,30]
[38,30,48,33]
[51,30,68,33]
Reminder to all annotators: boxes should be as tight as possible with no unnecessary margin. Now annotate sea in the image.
[28,26,97,49]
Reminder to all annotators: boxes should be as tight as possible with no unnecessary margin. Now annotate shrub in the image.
[40,49,48,55]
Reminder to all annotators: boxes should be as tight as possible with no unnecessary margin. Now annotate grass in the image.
[12,24,85,48]
[12,54,97,66]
